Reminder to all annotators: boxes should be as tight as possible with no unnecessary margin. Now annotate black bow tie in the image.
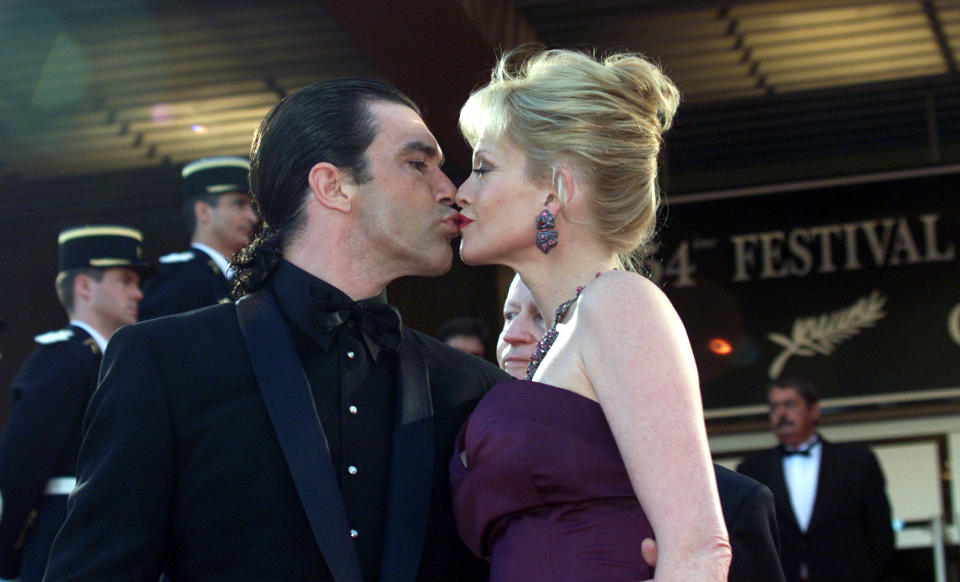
[781,437,819,457]
[310,287,403,361]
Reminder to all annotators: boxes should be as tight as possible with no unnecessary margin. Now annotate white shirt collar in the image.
[70,319,108,352]
[191,242,232,278]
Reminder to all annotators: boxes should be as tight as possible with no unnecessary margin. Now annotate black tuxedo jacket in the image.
[43,293,507,582]
[139,249,231,320]
[737,438,894,582]
[714,465,786,582]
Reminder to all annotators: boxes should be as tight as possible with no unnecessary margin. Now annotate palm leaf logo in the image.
[949,303,960,347]
[767,290,887,378]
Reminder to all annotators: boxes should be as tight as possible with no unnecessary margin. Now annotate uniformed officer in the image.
[138,156,257,319]
[0,225,151,582]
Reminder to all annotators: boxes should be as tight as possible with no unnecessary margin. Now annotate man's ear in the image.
[194,199,212,225]
[74,272,95,303]
[307,162,352,213]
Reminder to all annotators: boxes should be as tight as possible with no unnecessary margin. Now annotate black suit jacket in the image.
[0,325,100,582]
[43,294,507,582]
[714,465,786,582]
[738,438,894,582]
[139,249,231,320]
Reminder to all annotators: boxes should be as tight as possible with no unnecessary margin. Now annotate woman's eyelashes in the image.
[472,160,490,178]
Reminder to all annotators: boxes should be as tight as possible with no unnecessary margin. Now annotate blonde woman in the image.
[450,49,731,581]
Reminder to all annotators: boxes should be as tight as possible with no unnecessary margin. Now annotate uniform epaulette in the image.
[34,328,75,344]
[159,251,196,264]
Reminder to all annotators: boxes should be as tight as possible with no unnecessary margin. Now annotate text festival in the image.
[654,213,955,287]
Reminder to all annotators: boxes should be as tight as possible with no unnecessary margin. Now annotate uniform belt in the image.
[45,477,77,495]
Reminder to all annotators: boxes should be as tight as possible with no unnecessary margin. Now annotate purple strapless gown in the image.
[450,380,654,582]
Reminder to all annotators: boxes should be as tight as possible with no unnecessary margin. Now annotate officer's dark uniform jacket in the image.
[138,248,230,320]
[0,324,100,582]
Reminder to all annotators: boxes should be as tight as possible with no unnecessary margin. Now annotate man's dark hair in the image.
[55,268,105,313]
[770,376,820,406]
[232,79,420,298]
[181,193,221,234]
[437,316,490,348]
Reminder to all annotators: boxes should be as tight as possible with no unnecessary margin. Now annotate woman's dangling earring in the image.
[535,209,558,254]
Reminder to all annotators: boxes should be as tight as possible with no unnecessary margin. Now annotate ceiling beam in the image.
[922,0,959,74]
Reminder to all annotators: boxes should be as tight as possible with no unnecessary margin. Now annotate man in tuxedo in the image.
[0,225,149,582]
[138,156,257,319]
[738,376,894,582]
[44,80,506,582]
[497,273,786,582]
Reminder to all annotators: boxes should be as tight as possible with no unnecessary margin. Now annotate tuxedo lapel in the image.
[378,333,435,582]
[767,450,802,535]
[235,292,363,582]
[807,439,837,534]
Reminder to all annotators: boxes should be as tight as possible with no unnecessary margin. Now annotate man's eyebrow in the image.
[400,141,444,165]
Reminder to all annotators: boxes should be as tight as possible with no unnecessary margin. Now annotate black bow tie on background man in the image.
[310,286,403,361]
[780,436,820,457]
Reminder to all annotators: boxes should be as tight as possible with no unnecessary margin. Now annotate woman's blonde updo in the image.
[459,48,680,269]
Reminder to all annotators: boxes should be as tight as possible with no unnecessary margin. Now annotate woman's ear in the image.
[545,166,576,215]
[307,162,352,213]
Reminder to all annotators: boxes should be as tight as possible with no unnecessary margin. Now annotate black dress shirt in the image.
[270,261,396,581]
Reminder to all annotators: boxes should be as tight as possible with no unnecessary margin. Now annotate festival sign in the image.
[653,167,960,415]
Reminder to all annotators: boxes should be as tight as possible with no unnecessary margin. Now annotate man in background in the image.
[738,376,894,582]
[437,316,489,358]
[498,272,786,582]
[139,156,257,319]
[0,225,149,582]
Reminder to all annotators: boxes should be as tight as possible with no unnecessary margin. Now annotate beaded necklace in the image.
[524,283,586,381]
[525,271,616,380]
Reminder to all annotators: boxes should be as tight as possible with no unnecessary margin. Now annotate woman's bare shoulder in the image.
[578,270,671,322]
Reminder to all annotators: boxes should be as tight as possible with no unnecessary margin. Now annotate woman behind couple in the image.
[449,48,731,581]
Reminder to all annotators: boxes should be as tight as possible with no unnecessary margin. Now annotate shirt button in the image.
[348,405,358,415]
[350,529,359,539]
[346,351,356,359]
[348,465,358,475]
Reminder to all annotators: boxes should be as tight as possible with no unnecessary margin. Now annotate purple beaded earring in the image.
[535,209,558,254]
